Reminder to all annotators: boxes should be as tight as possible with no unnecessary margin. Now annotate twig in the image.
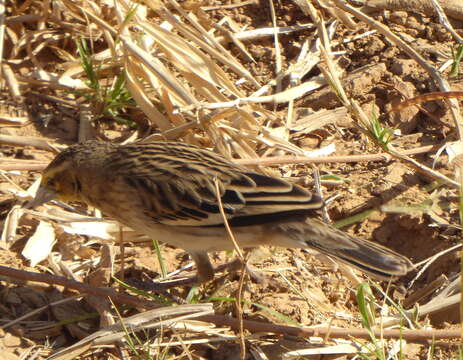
[118,225,125,283]
[408,243,462,290]
[0,265,160,309]
[0,265,461,342]
[268,0,282,95]
[202,0,258,11]
[236,144,444,165]
[204,314,461,342]
[313,167,331,223]
[2,64,21,100]
[237,258,248,360]
[0,143,447,171]
[214,24,315,44]
[214,178,244,261]
[402,274,447,309]
[0,0,5,71]
[364,0,463,22]
[174,76,325,112]
[214,177,246,360]
[386,144,459,188]
[388,91,463,113]
[0,134,63,152]
[429,0,463,43]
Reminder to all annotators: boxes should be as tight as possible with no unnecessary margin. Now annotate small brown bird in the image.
[30,140,413,283]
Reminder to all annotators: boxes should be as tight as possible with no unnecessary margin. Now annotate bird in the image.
[29,140,413,284]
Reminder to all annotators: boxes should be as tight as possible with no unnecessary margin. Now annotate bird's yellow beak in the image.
[26,186,57,209]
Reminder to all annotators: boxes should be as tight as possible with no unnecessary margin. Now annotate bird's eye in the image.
[47,178,56,188]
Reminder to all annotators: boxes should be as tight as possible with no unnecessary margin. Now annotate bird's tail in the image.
[272,218,413,279]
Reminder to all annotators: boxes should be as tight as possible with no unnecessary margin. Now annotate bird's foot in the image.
[215,258,270,285]
[129,276,199,295]
[126,259,276,294]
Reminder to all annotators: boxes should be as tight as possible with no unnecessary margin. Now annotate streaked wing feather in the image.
[111,142,323,226]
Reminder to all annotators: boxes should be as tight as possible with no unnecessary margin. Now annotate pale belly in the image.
[132,219,269,253]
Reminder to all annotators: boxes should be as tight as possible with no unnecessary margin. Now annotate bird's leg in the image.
[212,257,267,284]
[130,252,267,293]
[189,254,267,284]
[129,252,214,292]
[189,252,215,283]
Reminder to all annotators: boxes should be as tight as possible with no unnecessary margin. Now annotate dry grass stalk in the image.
[48,304,214,360]
[365,0,463,21]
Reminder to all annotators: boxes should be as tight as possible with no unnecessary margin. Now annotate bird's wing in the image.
[108,142,323,226]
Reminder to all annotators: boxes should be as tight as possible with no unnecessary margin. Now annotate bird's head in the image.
[27,143,101,208]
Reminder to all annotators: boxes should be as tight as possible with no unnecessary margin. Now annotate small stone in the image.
[389,11,408,26]
[390,58,416,76]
